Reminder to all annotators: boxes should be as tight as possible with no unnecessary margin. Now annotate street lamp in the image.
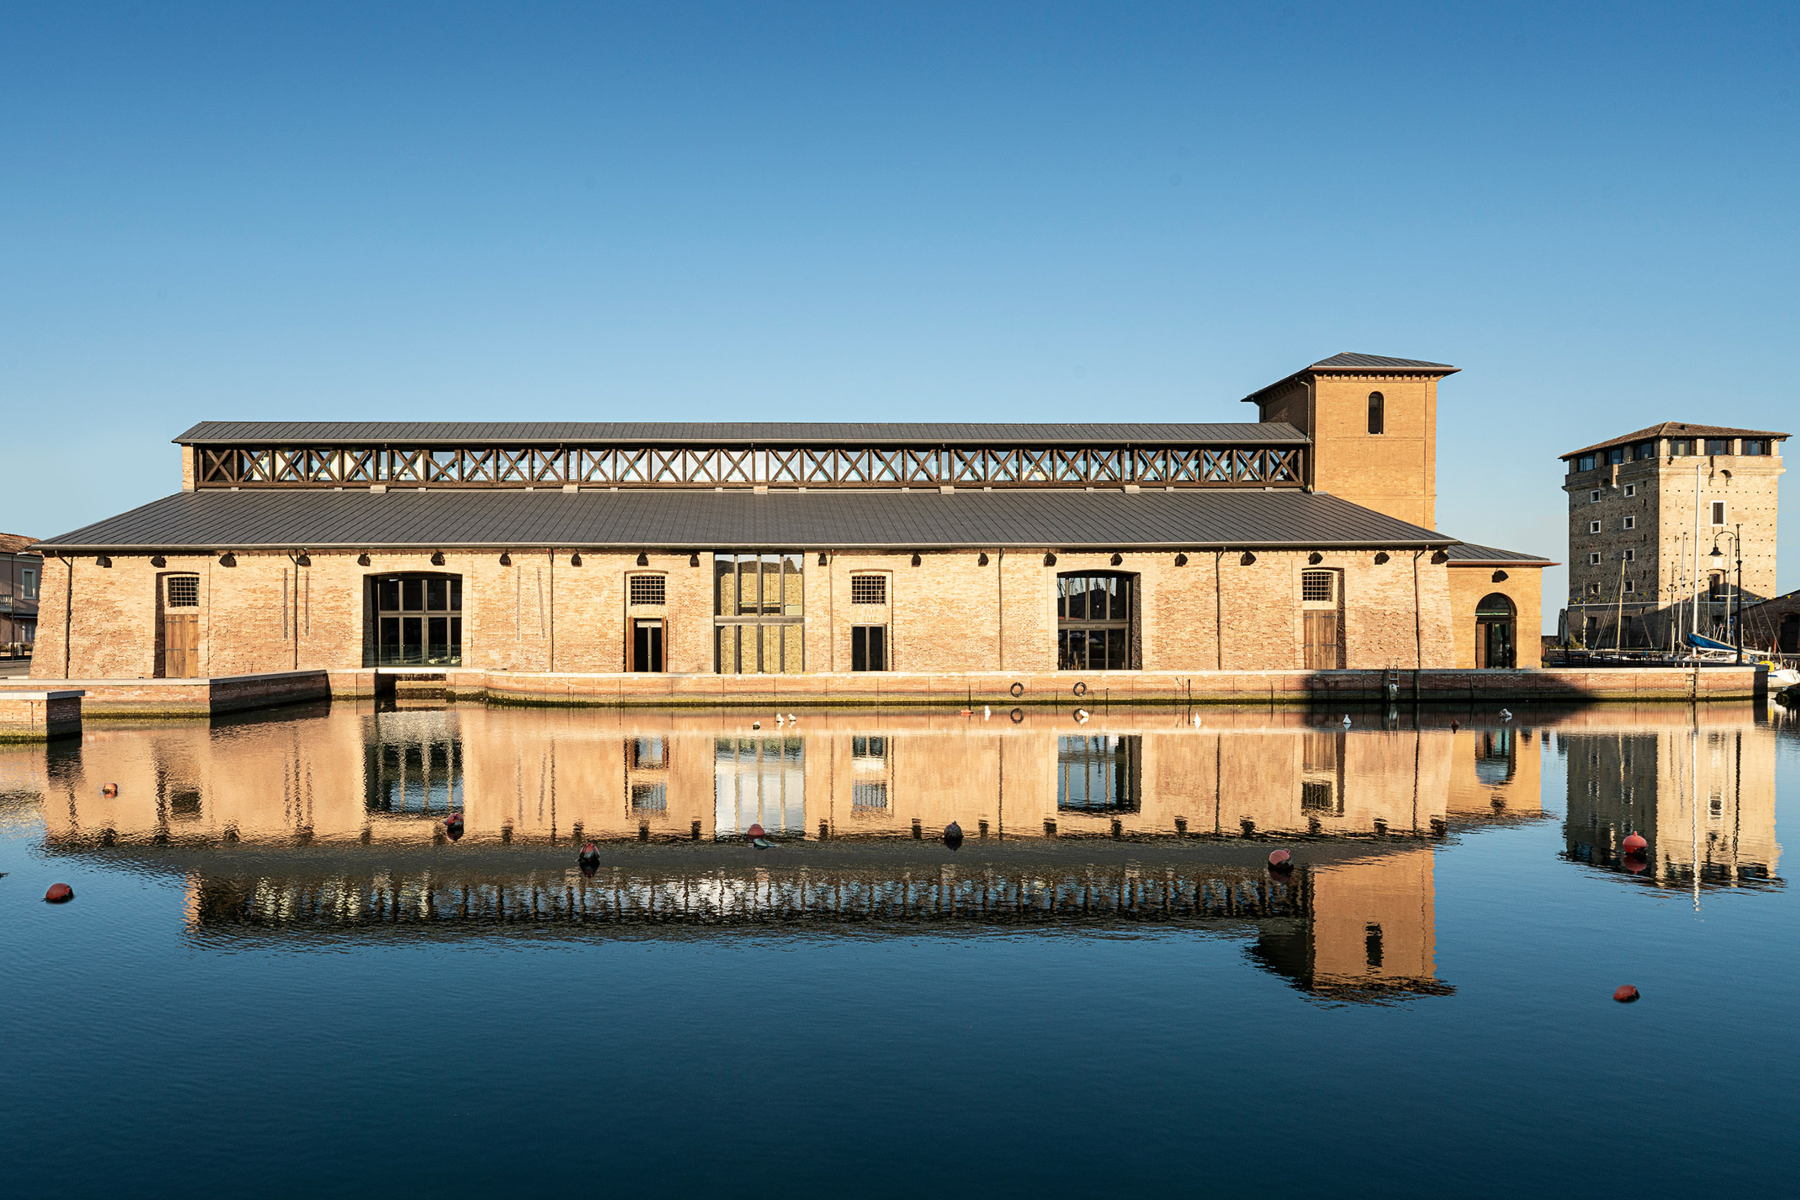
[1709,523,1744,663]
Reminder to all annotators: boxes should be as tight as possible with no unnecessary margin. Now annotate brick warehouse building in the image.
[29,353,1551,684]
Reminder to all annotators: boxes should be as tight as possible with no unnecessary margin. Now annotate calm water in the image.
[1,701,1796,1197]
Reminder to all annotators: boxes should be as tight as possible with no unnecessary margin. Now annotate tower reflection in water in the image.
[12,702,1780,1003]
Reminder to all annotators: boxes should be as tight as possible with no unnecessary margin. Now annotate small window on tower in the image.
[1711,501,1726,526]
[1588,552,1601,566]
[165,575,200,608]
[1590,490,1601,503]
[850,574,887,605]
[1622,516,1635,530]
[1624,549,1635,562]
[1301,570,1334,602]
[1588,521,1601,534]
[1623,484,1636,498]
[1623,580,1635,594]
[628,574,666,605]
[1366,392,1384,436]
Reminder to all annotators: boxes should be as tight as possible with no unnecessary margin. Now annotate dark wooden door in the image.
[1303,612,1339,669]
[632,620,664,672]
[162,614,199,677]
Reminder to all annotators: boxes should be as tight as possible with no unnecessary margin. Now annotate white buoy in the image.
[1342,714,1353,727]
[787,713,797,724]
[1499,707,1514,722]
[1191,714,1201,728]
[984,705,991,719]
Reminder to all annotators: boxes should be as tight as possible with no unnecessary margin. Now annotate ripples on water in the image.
[0,700,1795,1197]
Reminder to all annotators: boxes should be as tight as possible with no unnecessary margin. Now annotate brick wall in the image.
[40,543,1473,678]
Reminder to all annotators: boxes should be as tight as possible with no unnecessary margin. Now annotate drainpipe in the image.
[62,554,73,678]
[1214,549,1224,670]
[1412,550,1425,669]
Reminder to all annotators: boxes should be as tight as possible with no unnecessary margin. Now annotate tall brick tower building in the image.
[1560,422,1786,649]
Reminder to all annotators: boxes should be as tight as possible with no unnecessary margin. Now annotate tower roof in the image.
[1241,353,1459,405]
[1560,422,1789,461]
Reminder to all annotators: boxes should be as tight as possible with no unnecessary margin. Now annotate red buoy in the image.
[1624,856,1648,874]
[1622,833,1647,854]
[445,813,464,841]
[1268,849,1293,873]
[1613,985,1640,1003]
[747,822,766,840]
[44,883,74,903]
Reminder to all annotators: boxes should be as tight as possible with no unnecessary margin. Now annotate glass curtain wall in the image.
[714,553,804,673]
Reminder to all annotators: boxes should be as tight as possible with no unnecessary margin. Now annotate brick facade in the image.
[34,544,1462,678]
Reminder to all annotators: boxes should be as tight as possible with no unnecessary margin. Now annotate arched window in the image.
[1475,592,1515,669]
[1367,392,1385,435]
[1057,571,1135,670]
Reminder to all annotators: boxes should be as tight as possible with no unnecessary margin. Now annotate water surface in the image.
[1,701,1794,1197]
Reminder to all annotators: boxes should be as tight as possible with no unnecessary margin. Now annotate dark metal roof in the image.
[1560,422,1790,460]
[173,421,1309,448]
[1443,542,1556,566]
[1241,353,1459,404]
[1309,353,1458,371]
[34,488,1452,553]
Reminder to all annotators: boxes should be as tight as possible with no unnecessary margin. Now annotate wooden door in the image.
[162,614,199,677]
[632,620,664,672]
[1303,612,1338,669]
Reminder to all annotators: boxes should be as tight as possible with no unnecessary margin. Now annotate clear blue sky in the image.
[5,1,1797,631]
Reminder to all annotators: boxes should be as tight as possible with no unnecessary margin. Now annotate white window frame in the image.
[1622,516,1636,530]
[1589,490,1602,503]
[1624,549,1636,562]
[20,568,36,601]
[1623,580,1635,594]
[1588,520,1602,534]
[1623,484,1636,498]
[1588,552,1602,566]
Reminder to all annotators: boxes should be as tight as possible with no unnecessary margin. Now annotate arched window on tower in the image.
[1367,392,1385,435]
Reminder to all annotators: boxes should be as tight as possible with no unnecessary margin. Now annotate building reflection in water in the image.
[1560,724,1781,891]
[1,701,1780,1003]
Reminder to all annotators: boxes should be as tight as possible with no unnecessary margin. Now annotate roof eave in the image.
[1240,363,1460,406]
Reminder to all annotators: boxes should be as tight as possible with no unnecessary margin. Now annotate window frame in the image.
[1588,520,1602,534]
[1622,515,1635,530]
[712,552,805,674]
[1366,392,1385,436]
[850,624,888,672]
[628,573,667,606]
[1056,570,1135,671]
[20,568,36,601]
[1711,501,1726,526]
[849,573,887,605]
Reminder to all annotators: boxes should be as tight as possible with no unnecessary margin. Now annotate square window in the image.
[1706,439,1730,455]
[1588,521,1601,534]
[1590,490,1602,503]
[1586,583,1602,596]
[1623,580,1635,594]
[1577,454,1596,471]
[850,574,886,605]
[1624,549,1636,562]
[1588,552,1602,566]
[1301,570,1334,602]
[1622,516,1635,530]
[1671,439,1693,456]
[1623,484,1636,498]
[628,574,665,605]
[165,575,200,608]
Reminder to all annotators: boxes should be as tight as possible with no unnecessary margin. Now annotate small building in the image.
[0,533,42,659]
[30,353,1553,681]
[1560,422,1786,650]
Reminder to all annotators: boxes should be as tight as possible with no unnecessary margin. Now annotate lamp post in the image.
[1709,525,1744,663]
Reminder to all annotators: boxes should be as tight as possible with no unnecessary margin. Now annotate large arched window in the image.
[1057,571,1136,670]
[1475,592,1515,669]
[1367,392,1385,435]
